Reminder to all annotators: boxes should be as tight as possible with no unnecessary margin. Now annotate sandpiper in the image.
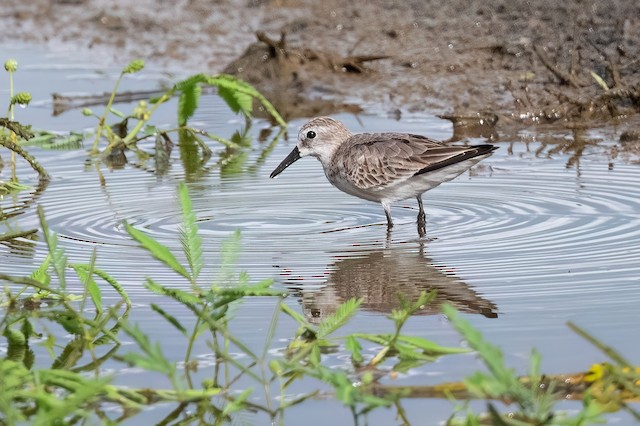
[270,117,497,235]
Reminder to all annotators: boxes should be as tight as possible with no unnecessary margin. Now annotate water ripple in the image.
[2,116,639,370]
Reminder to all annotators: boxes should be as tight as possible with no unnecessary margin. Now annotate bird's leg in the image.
[416,196,426,237]
[383,203,394,230]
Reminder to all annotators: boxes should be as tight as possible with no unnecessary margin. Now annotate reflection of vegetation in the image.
[2,58,287,245]
[219,123,286,177]
[1,184,638,424]
[0,173,48,247]
[504,125,640,171]
[84,61,286,160]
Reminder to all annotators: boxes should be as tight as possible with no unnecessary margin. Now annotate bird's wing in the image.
[339,133,495,190]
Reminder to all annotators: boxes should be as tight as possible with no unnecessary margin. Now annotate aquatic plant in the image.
[2,182,637,424]
[443,305,639,425]
[83,59,287,159]
[0,59,48,190]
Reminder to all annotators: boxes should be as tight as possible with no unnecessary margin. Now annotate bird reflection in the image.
[285,241,498,323]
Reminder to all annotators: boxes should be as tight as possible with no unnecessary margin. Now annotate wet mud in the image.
[1,0,639,130]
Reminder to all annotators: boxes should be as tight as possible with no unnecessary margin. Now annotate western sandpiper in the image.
[270,117,497,235]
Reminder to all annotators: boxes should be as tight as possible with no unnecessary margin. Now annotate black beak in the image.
[270,146,301,178]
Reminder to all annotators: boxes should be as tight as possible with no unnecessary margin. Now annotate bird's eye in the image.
[306,130,316,139]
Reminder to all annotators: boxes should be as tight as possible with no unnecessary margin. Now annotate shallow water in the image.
[1,47,640,424]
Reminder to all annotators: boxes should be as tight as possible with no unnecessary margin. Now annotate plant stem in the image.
[0,135,50,179]
[7,69,17,181]
[92,72,125,153]
[121,90,173,146]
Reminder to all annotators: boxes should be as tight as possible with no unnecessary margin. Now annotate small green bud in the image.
[123,59,144,74]
[10,92,32,106]
[133,100,149,120]
[4,59,18,72]
[361,371,374,385]
[82,108,93,116]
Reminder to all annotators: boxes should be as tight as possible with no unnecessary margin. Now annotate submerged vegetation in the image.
[1,59,639,424]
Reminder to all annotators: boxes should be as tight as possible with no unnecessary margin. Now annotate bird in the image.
[269,116,497,235]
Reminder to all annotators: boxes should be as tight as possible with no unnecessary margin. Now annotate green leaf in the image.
[150,303,187,336]
[71,264,102,313]
[396,335,470,355]
[30,255,51,287]
[4,327,27,362]
[442,304,520,393]
[174,73,207,91]
[119,321,174,375]
[125,221,189,280]
[394,343,435,361]
[206,74,287,127]
[177,83,202,126]
[52,337,84,369]
[143,124,158,135]
[91,267,131,307]
[145,278,200,306]
[217,85,253,116]
[394,358,430,373]
[178,183,202,280]
[51,311,84,336]
[38,206,67,290]
[318,298,362,338]
[109,107,125,118]
[309,344,321,367]
[222,388,254,416]
[350,333,390,346]
[346,335,363,366]
[281,302,310,327]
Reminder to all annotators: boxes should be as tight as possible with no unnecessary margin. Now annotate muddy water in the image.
[2,47,640,424]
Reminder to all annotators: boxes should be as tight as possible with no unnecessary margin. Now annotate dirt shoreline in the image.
[2,0,639,131]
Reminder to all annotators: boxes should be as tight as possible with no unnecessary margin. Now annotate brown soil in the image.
[2,0,639,130]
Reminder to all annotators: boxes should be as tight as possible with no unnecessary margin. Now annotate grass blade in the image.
[125,221,189,280]
[150,303,188,336]
[38,206,67,290]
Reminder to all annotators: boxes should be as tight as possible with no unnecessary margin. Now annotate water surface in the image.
[1,46,639,424]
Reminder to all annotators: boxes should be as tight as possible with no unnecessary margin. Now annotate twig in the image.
[585,38,623,88]
[0,229,38,242]
[533,45,581,88]
[256,31,287,58]
[0,135,49,180]
[52,89,165,116]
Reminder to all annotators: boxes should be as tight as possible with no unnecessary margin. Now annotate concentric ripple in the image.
[2,110,640,376]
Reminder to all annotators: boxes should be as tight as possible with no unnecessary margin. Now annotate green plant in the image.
[85,60,287,159]
[0,59,48,189]
[274,293,468,421]
[442,304,612,425]
[1,182,638,425]
[0,206,130,424]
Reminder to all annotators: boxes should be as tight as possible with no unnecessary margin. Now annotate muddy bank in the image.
[1,0,639,129]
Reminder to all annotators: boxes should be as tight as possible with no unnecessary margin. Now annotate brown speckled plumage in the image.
[270,117,497,235]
